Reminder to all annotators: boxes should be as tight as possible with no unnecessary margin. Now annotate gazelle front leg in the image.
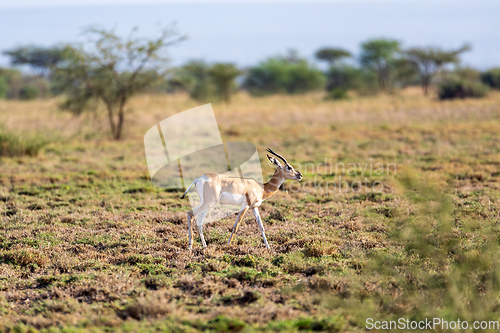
[252,207,270,249]
[228,206,249,245]
[197,211,208,248]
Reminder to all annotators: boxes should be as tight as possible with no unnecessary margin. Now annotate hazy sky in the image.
[0,0,498,69]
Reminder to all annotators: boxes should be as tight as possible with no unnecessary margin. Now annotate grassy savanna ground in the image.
[0,90,499,332]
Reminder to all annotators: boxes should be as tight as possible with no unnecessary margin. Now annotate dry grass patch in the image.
[0,91,499,331]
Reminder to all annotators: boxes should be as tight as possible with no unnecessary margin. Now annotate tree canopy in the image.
[244,56,325,96]
[3,45,74,77]
[54,26,184,139]
[315,47,352,68]
[209,63,240,103]
[403,44,471,94]
[360,39,400,90]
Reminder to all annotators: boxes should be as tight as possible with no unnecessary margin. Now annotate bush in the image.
[244,57,325,96]
[0,69,50,99]
[209,63,240,102]
[325,66,377,96]
[0,129,47,157]
[438,79,489,100]
[0,68,20,99]
[326,88,349,100]
[175,60,216,102]
[0,76,8,99]
[454,67,481,81]
[0,249,48,267]
[480,68,500,89]
[19,85,38,100]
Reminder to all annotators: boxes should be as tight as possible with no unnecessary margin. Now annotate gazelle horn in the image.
[266,148,289,165]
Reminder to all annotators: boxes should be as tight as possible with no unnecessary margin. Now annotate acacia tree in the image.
[315,47,352,69]
[175,61,240,103]
[175,60,215,102]
[55,27,184,140]
[360,39,400,90]
[3,45,73,77]
[403,44,471,95]
[209,63,240,103]
[243,55,325,96]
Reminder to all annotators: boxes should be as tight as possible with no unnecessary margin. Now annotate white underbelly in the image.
[219,191,246,206]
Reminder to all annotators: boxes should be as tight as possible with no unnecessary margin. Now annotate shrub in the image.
[175,60,216,102]
[0,249,48,267]
[326,66,363,90]
[326,87,349,100]
[438,79,489,100]
[209,63,240,102]
[244,57,325,95]
[0,68,20,99]
[325,66,377,96]
[454,67,481,81]
[0,129,47,157]
[0,76,8,99]
[205,315,246,332]
[19,85,38,100]
[480,68,500,89]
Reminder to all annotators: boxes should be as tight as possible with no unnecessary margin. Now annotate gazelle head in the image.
[266,148,303,181]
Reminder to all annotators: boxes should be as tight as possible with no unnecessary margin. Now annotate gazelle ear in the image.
[267,154,282,167]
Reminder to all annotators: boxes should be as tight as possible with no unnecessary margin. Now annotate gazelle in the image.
[181,148,302,250]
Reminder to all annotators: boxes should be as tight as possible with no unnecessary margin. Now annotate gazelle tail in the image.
[180,180,196,199]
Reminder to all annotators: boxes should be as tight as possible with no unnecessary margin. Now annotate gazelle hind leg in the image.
[196,211,209,247]
[228,206,249,245]
[192,201,217,248]
[185,180,209,250]
[186,189,205,250]
[189,176,220,249]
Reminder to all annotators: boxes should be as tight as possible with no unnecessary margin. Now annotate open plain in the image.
[1,90,499,332]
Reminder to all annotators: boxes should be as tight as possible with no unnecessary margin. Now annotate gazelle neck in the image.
[263,168,285,199]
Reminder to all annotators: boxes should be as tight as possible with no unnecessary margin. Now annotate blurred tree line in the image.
[1,27,500,139]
